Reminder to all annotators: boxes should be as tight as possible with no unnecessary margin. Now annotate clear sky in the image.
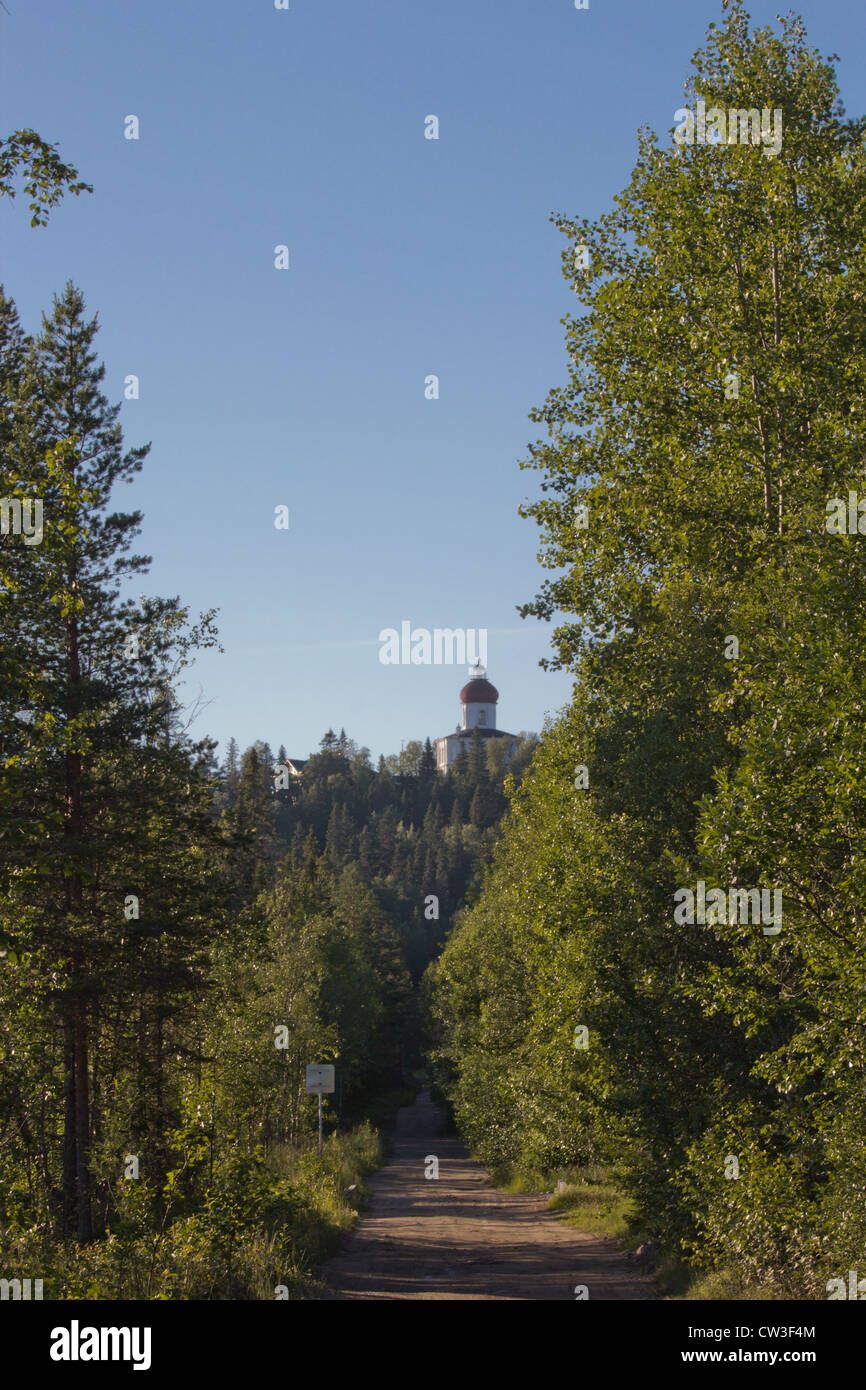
[2,0,864,763]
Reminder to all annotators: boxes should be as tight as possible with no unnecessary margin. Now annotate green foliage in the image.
[217,721,538,978]
[0,129,91,226]
[431,1,866,1298]
[0,1124,382,1300]
[0,282,413,1291]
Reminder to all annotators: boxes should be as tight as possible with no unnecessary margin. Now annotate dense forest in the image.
[0,274,535,1296]
[2,0,865,1304]
[217,726,537,979]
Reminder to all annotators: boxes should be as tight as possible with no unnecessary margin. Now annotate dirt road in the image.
[321,1089,656,1300]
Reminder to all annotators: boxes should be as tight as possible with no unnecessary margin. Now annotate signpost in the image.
[305,1064,335,1154]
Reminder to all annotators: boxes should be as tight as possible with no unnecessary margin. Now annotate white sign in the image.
[305,1064,335,1094]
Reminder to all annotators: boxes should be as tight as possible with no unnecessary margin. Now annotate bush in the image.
[0,1122,383,1300]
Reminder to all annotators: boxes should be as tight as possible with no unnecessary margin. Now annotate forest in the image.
[0,295,535,1290]
[429,4,866,1301]
[2,0,865,1301]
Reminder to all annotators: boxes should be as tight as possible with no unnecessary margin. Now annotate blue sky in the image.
[2,0,864,763]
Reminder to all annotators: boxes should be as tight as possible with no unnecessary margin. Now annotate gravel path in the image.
[321,1090,656,1301]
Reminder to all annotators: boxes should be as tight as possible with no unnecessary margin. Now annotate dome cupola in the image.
[459,663,498,731]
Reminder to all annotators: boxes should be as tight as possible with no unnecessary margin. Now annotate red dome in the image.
[460,677,499,704]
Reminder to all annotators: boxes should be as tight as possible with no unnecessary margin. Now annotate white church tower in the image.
[460,663,498,731]
[434,663,517,771]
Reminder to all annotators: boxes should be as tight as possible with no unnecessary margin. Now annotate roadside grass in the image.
[492,1163,636,1242]
[545,1166,635,1241]
[661,1262,787,1301]
[482,1160,796,1301]
[496,1166,549,1195]
[543,1182,786,1299]
[0,1121,386,1301]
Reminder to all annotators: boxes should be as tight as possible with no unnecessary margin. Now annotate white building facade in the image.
[434,665,518,771]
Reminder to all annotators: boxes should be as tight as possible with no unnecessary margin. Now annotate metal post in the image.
[318,1089,323,1155]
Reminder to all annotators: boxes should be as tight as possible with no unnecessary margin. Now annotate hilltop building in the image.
[275,669,518,778]
[434,664,518,772]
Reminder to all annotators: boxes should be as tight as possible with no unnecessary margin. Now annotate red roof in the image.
[460,677,499,704]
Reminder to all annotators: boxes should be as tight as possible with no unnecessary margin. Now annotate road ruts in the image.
[321,1089,656,1301]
